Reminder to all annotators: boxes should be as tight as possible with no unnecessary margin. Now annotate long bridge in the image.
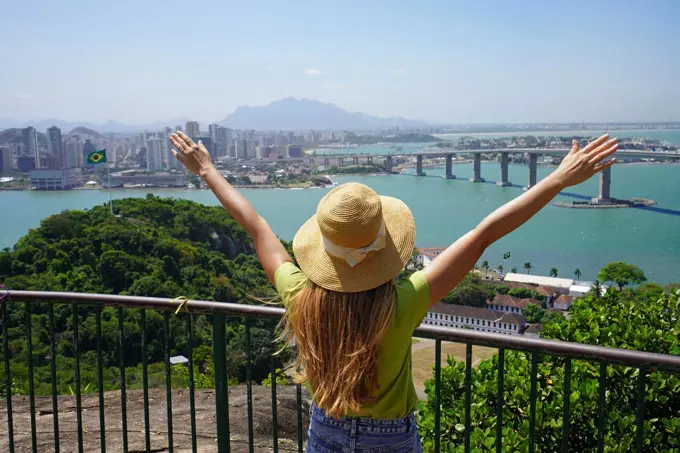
[277,149,680,202]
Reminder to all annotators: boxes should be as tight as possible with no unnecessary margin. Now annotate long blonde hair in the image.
[280,278,397,417]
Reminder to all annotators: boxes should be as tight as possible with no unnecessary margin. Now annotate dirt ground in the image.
[411,340,497,397]
[0,385,310,453]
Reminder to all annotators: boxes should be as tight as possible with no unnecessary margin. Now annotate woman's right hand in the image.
[551,134,619,188]
[170,131,215,177]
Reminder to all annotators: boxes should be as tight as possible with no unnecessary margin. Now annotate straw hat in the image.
[293,183,416,292]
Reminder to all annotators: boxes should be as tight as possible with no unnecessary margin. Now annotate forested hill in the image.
[0,196,292,396]
[0,195,279,301]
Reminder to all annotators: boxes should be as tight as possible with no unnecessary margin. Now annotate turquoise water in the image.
[314,130,680,156]
[2,162,679,284]
[435,129,680,145]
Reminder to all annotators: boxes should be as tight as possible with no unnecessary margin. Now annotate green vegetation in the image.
[549,267,559,278]
[523,262,533,274]
[0,196,292,396]
[574,268,582,280]
[522,304,564,325]
[598,261,647,290]
[419,274,680,452]
[507,287,547,303]
[441,274,494,308]
[323,164,385,174]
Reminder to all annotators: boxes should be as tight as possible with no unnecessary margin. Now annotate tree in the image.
[497,264,503,277]
[511,266,518,273]
[598,261,646,290]
[523,262,533,274]
[522,304,545,323]
[574,268,582,280]
[441,274,493,308]
[549,267,558,278]
[481,260,489,278]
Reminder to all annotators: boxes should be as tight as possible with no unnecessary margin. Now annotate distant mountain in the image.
[68,127,102,139]
[220,98,429,130]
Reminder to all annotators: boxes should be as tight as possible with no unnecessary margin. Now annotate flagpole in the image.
[106,155,113,216]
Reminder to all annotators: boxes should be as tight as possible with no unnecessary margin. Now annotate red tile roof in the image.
[488,294,542,309]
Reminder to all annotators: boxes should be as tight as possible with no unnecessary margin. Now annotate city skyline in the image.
[1,0,679,125]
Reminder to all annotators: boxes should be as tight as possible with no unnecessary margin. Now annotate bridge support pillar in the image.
[416,155,425,176]
[592,165,612,203]
[353,156,358,166]
[339,157,344,167]
[324,158,329,166]
[497,152,511,186]
[385,156,393,173]
[445,154,456,179]
[368,156,373,164]
[469,154,485,182]
[524,154,537,190]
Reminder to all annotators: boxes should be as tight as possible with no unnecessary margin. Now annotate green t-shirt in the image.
[274,261,430,419]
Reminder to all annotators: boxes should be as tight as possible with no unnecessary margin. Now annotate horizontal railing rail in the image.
[2,290,679,453]
[6,290,680,372]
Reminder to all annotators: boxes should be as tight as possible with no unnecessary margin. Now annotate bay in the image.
[2,162,679,284]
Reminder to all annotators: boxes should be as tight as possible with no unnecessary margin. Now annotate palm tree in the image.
[481,260,489,278]
[523,262,533,274]
[574,268,582,281]
[511,266,518,273]
[497,264,504,277]
[549,267,558,278]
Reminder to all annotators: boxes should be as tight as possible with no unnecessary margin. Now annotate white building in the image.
[417,247,446,268]
[422,303,526,335]
[487,294,542,314]
[503,273,574,294]
[30,168,82,190]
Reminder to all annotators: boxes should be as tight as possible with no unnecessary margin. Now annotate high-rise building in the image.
[83,140,96,167]
[246,139,257,159]
[234,139,247,159]
[0,147,12,173]
[209,124,219,145]
[46,126,63,168]
[146,138,165,171]
[185,121,200,138]
[215,126,231,159]
[65,141,79,168]
[23,127,40,169]
[288,131,295,144]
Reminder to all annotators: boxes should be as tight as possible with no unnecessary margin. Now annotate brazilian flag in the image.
[503,252,511,259]
[87,149,107,164]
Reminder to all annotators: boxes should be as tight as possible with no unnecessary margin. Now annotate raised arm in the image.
[424,134,619,303]
[170,132,292,284]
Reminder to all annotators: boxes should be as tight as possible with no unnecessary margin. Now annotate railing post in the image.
[496,348,504,453]
[213,313,230,453]
[73,304,84,453]
[561,359,572,453]
[118,307,128,453]
[26,303,37,453]
[95,305,105,453]
[597,362,607,453]
[528,352,538,453]
[49,303,60,453]
[636,368,647,452]
[464,343,472,453]
[434,340,441,453]
[245,320,254,453]
[140,309,151,452]
[296,384,303,453]
[186,315,197,453]
[164,311,174,453]
[271,358,279,453]
[1,298,14,453]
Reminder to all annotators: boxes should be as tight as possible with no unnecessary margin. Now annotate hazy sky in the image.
[1,0,679,124]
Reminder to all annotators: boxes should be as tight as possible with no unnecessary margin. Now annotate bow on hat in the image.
[321,222,386,267]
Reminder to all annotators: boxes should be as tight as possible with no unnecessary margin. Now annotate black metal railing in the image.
[1,290,679,453]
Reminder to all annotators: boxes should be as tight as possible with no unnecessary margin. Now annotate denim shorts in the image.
[306,404,423,453]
